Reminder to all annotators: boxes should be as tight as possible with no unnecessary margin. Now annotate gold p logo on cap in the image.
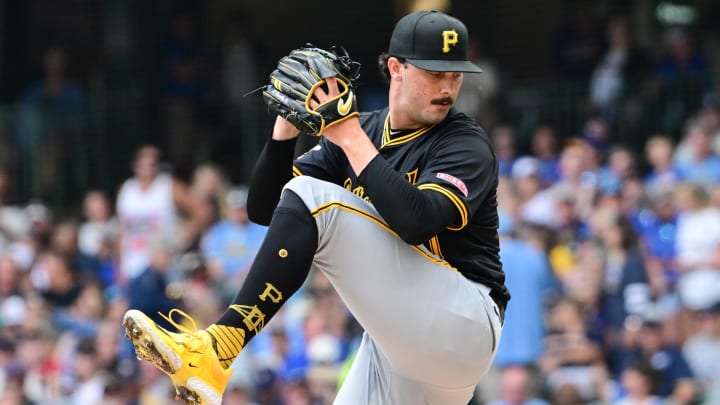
[442,29,458,53]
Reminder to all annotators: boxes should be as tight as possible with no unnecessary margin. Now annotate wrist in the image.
[272,116,301,141]
[324,118,378,175]
[332,119,365,149]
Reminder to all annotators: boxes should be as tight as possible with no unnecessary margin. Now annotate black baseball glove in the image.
[262,45,361,136]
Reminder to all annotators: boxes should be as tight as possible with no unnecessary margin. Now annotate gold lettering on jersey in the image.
[343,178,371,202]
[229,304,266,334]
[259,282,283,304]
[442,30,459,53]
[406,168,419,185]
[343,170,419,201]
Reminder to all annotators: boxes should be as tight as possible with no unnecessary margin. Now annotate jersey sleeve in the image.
[415,131,497,230]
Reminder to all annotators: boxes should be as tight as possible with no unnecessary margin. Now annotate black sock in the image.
[205,190,317,368]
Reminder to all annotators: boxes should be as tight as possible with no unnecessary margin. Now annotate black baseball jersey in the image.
[292,107,508,304]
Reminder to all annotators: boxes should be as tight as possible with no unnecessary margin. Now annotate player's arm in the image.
[247,117,342,225]
[359,156,461,244]
[246,117,300,225]
[337,146,460,246]
[328,130,460,245]
[316,81,461,244]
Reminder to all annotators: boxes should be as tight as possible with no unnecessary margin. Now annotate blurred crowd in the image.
[0,143,359,405]
[2,4,720,405]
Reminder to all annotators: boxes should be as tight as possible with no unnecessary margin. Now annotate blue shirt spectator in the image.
[537,157,560,186]
[654,36,708,86]
[599,249,648,331]
[126,245,177,331]
[644,167,682,190]
[624,347,693,398]
[632,201,678,287]
[201,188,268,303]
[676,155,720,186]
[15,47,88,151]
[201,219,267,279]
[493,214,559,367]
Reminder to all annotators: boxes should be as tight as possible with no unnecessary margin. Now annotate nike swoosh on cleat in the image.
[188,362,199,368]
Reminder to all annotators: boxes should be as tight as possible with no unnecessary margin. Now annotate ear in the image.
[387,57,404,80]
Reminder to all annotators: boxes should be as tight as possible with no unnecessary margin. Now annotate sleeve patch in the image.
[436,173,468,197]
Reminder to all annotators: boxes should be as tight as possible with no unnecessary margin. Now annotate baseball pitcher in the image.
[123,9,509,405]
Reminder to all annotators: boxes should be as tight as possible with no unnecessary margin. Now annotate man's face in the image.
[394,61,463,126]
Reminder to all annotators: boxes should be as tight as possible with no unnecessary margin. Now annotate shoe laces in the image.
[158,308,208,352]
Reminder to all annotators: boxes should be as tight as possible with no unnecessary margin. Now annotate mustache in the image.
[431,97,454,105]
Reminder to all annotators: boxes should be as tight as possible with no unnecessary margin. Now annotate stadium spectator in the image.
[654,28,709,86]
[551,2,605,78]
[619,309,697,403]
[548,138,597,221]
[190,163,230,204]
[77,190,118,260]
[682,293,720,392]
[480,211,558,402]
[488,365,550,405]
[529,124,561,186]
[223,372,259,405]
[672,182,720,314]
[492,124,519,178]
[675,119,720,187]
[633,188,681,334]
[50,219,101,283]
[540,297,609,404]
[0,256,22,300]
[162,9,211,175]
[511,156,557,227]
[30,250,80,309]
[590,15,650,123]
[598,145,638,195]
[613,359,665,405]
[454,37,501,129]
[200,186,267,301]
[591,212,651,363]
[65,337,106,404]
[53,280,105,338]
[14,46,89,202]
[644,135,682,190]
[126,238,179,331]
[116,145,207,283]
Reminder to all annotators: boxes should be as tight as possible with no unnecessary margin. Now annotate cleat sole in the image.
[177,386,201,405]
[122,310,180,375]
[122,310,225,405]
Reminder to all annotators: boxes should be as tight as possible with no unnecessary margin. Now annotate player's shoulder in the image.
[359,107,388,127]
[359,106,389,142]
[431,109,492,152]
[438,109,489,139]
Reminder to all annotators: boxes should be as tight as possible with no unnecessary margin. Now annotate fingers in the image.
[325,77,340,95]
[309,77,341,109]
[309,83,328,109]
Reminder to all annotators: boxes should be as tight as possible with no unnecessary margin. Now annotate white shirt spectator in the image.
[676,206,720,270]
[116,173,179,280]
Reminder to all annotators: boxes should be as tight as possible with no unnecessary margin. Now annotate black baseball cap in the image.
[389,10,482,73]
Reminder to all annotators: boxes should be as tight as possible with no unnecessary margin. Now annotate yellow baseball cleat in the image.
[123,308,232,405]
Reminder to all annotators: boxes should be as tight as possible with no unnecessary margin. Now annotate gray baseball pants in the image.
[283,176,503,405]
